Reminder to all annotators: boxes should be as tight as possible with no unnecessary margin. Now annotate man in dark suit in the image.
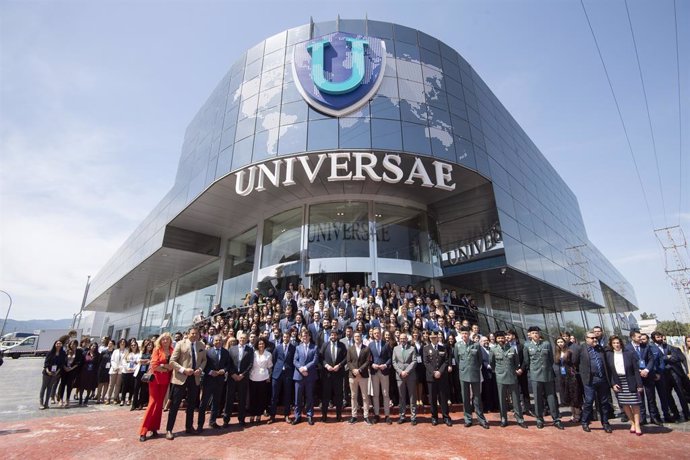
[292,329,319,425]
[346,331,372,424]
[424,331,452,426]
[320,329,347,422]
[167,326,207,439]
[223,331,253,427]
[338,293,355,321]
[576,332,613,433]
[269,331,295,424]
[279,306,295,334]
[625,330,663,425]
[652,332,690,422]
[340,326,355,408]
[368,327,392,424]
[198,335,230,431]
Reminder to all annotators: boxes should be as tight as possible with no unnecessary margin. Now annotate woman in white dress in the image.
[248,337,273,423]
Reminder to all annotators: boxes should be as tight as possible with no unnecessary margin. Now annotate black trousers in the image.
[270,372,293,417]
[665,370,690,419]
[166,378,200,432]
[427,378,449,420]
[132,372,148,408]
[640,376,664,421]
[198,376,225,427]
[321,372,344,417]
[224,377,249,423]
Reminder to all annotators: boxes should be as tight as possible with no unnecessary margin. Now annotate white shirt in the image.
[249,350,273,382]
[613,350,625,375]
[109,348,126,374]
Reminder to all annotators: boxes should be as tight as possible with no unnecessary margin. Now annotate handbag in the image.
[141,370,155,383]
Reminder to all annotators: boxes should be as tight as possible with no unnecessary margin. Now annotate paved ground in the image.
[0,357,688,459]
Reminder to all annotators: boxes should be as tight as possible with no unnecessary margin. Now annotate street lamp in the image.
[0,290,13,338]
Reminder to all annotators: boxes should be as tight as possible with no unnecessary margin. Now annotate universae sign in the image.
[292,32,386,116]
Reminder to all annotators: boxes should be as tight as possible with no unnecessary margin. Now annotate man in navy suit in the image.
[292,329,319,425]
[269,331,295,424]
[223,332,253,427]
[625,330,663,425]
[320,328,347,422]
[368,327,393,424]
[198,335,230,430]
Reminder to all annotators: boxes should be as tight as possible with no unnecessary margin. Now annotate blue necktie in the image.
[588,347,603,377]
[192,344,197,370]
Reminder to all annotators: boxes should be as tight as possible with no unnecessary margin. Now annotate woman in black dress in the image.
[412,329,426,406]
[554,337,582,422]
[96,340,114,403]
[77,343,100,405]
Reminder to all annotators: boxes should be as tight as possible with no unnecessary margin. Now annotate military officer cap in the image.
[527,326,541,332]
[494,330,505,337]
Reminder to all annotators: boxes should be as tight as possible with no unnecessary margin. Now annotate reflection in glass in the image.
[375,203,434,263]
[308,202,369,259]
[262,208,302,267]
[371,119,402,151]
[222,227,257,308]
[278,122,307,156]
[401,121,431,155]
[170,261,219,331]
[307,118,338,151]
[339,118,371,149]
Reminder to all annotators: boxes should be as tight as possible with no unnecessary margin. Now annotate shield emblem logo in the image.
[292,32,386,117]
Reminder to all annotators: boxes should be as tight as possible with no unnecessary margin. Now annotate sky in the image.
[0,0,688,322]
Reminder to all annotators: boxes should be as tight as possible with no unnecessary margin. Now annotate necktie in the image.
[191,344,197,369]
[216,348,220,361]
[588,347,603,377]
[238,347,243,371]
[402,346,407,362]
[331,343,336,361]
[377,341,381,355]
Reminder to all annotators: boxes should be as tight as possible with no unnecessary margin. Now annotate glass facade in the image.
[84,19,637,340]
[221,227,257,309]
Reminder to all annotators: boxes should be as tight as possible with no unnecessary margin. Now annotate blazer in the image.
[605,349,643,392]
[279,317,295,334]
[292,342,319,382]
[423,343,450,382]
[391,344,416,382]
[150,346,174,387]
[368,340,392,376]
[43,350,67,376]
[319,340,347,378]
[454,339,482,383]
[575,344,610,386]
[271,341,296,379]
[624,342,655,374]
[523,340,556,382]
[228,344,254,378]
[491,343,520,385]
[170,339,207,386]
[346,344,371,378]
[203,346,231,381]
[659,344,687,377]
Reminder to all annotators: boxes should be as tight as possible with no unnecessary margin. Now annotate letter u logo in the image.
[307,38,368,95]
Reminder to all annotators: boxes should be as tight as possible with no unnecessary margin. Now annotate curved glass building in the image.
[83,19,637,340]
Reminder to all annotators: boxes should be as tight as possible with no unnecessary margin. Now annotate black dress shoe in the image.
[554,421,565,430]
[500,420,508,428]
[536,421,544,429]
[640,419,648,425]
[195,427,203,434]
[582,424,591,432]
[165,431,175,440]
[151,431,159,438]
[291,418,301,425]
[238,420,246,427]
[603,424,613,433]
[139,435,146,442]
[321,415,327,423]
[411,419,417,426]
[651,417,663,426]
[398,417,406,424]
[222,420,230,428]
[185,428,195,435]
[336,415,342,422]
[386,416,392,425]
[308,417,314,425]
[620,414,629,423]
[445,418,453,427]
[431,418,438,426]
[480,421,489,429]
[364,417,372,425]
[464,422,472,428]
[210,422,220,429]
[518,421,528,429]
[348,417,357,424]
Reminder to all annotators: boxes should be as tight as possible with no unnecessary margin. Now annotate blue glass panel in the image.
[454,136,477,170]
[430,127,455,161]
[216,145,233,179]
[394,24,418,44]
[231,136,254,170]
[370,96,401,120]
[427,106,452,130]
[244,59,262,81]
[339,19,366,35]
[257,86,282,110]
[401,121,431,155]
[397,60,423,82]
[287,24,310,45]
[307,118,338,151]
[420,49,442,69]
[281,82,302,103]
[264,31,286,54]
[246,41,265,63]
[280,100,308,125]
[313,20,337,37]
[378,76,399,98]
[257,107,281,131]
[371,118,402,151]
[308,107,330,121]
[278,122,307,155]
[262,49,285,71]
[398,79,425,103]
[451,115,471,140]
[239,94,258,119]
[367,20,394,39]
[394,41,420,61]
[241,77,261,100]
[400,100,428,124]
[220,124,236,151]
[339,118,371,149]
[253,128,279,162]
[418,32,439,52]
[234,116,256,142]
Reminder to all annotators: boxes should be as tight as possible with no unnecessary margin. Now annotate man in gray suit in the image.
[392,332,417,425]
[490,331,527,428]
[454,326,489,429]
[523,326,564,429]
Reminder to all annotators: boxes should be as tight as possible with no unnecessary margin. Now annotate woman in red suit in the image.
[139,333,174,441]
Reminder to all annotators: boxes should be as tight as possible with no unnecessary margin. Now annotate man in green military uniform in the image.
[490,331,527,428]
[454,326,489,428]
[523,326,564,429]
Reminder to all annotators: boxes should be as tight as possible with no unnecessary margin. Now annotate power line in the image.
[673,0,684,225]
[579,0,655,230]
[624,0,669,228]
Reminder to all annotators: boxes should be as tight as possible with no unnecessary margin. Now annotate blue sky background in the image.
[1,0,688,322]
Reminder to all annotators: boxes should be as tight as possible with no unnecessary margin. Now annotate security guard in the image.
[490,331,527,428]
[523,326,564,429]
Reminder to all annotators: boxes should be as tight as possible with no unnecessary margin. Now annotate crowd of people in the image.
[38,280,690,442]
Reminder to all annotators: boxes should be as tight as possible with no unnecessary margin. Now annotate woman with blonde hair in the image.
[139,333,174,441]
